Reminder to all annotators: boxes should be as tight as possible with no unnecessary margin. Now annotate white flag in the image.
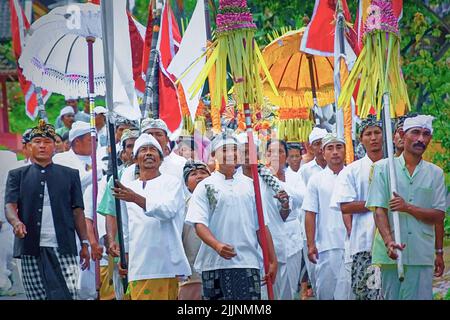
[111,0,141,121]
[168,0,207,122]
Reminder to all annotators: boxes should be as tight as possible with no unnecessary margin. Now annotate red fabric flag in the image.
[127,12,146,93]
[142,1,154,75]
[300,0,357,56]
[157,1,183,134]
[10,0,50,120]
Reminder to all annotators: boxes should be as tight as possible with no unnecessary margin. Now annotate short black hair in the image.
[266,139,288,155]
[287,143,302,152]
[61,131,70,142]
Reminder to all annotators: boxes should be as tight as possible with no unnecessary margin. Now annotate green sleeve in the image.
[365,161,390,212]
[97,175,117,217]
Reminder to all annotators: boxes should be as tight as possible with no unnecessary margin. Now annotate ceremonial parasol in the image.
[262,29,335,110]
[261,29,335,142]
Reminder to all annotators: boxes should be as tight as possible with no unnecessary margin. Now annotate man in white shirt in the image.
[179,160,211,300]
[111,133,190,300]
[53,121,103,299]
[0,151,21,296]
[53,121,103,193]
[330,116,384,300]
[185,132,277,300]
[297,127,328,298]
[239,135,294,299]
[302,133,348,300]
[264,139,305,300]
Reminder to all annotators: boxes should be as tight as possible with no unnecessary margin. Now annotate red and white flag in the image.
[10,0,50,120]
[157,0,183,136]
[300,0,357,56]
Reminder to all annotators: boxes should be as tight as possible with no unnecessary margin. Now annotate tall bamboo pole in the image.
[86,36,101,296]
[100,0,128,292]
[243,103,274,300]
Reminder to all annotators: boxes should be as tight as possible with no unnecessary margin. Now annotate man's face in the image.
[62,113,75,128]
[287,148,301,172]
[122,137,137,165]
[401,127,432,157]
[66,99,78,111]
[73,133,92,156]
[394,128,404,153]
[361,126,383,154]
[54,135,65,153]
[186,168,210,193]
[136,145,162,170]
[310,139,324,160]
[214,144,238,167]
[95,114,106,129]
[115,124,131,143]
[266,141,287,173]
[323,142,345,167]
[30,137,55,162]
[144,128,168,154]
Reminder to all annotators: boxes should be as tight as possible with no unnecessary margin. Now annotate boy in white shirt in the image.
[185,132,277,300]
[302,134,348,300]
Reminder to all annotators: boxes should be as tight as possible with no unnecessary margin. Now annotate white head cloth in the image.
[309,127,328,144]
[69,121,91,142]
[403,115,434,134]
[133,133,164,158]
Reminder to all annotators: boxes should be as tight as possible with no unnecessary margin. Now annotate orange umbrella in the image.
[262,28,335,110]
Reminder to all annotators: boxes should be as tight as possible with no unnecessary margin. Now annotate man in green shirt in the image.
[366,115,446,300]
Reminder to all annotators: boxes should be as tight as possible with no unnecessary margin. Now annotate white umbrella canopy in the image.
[19,3,104,97]
[18,3,143,99]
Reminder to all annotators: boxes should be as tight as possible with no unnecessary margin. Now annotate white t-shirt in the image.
[53,149,103,193]
[39,184,58,248]
[122,174,191,281]
[283,172,306,256]
[330,155,376,256]
[186,171,270,273]
[161,151,187,179]
[298,158,324,187]
[301,167,346,253]
[258,177,288,263]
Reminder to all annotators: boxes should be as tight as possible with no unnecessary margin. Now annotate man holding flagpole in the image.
[366,115,446,300]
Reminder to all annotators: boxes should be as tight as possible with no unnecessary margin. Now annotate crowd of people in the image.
[0,96,446,301]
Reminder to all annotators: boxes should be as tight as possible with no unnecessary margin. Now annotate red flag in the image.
[142,1,154,75]
[127,12,146,93]
[10,0,50,120]
[300,0,357,56]
[157,1,183,134]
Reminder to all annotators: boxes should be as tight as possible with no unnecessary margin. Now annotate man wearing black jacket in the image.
[5,120,90,300]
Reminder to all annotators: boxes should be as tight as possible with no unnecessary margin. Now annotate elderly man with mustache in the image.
[366,115,447,300]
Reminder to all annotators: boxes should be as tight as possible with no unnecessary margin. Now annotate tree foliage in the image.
[2,0,448,175]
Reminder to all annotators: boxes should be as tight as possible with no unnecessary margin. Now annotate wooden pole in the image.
[243,103,274,300]
[86,36,101,297]
[100,0,128,292]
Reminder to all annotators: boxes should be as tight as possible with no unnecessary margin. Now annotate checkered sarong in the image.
[21,247,79,300]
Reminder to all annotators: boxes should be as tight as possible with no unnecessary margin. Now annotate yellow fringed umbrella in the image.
[262,29,336,109]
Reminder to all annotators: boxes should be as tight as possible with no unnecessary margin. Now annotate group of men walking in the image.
[0,103,446,300]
